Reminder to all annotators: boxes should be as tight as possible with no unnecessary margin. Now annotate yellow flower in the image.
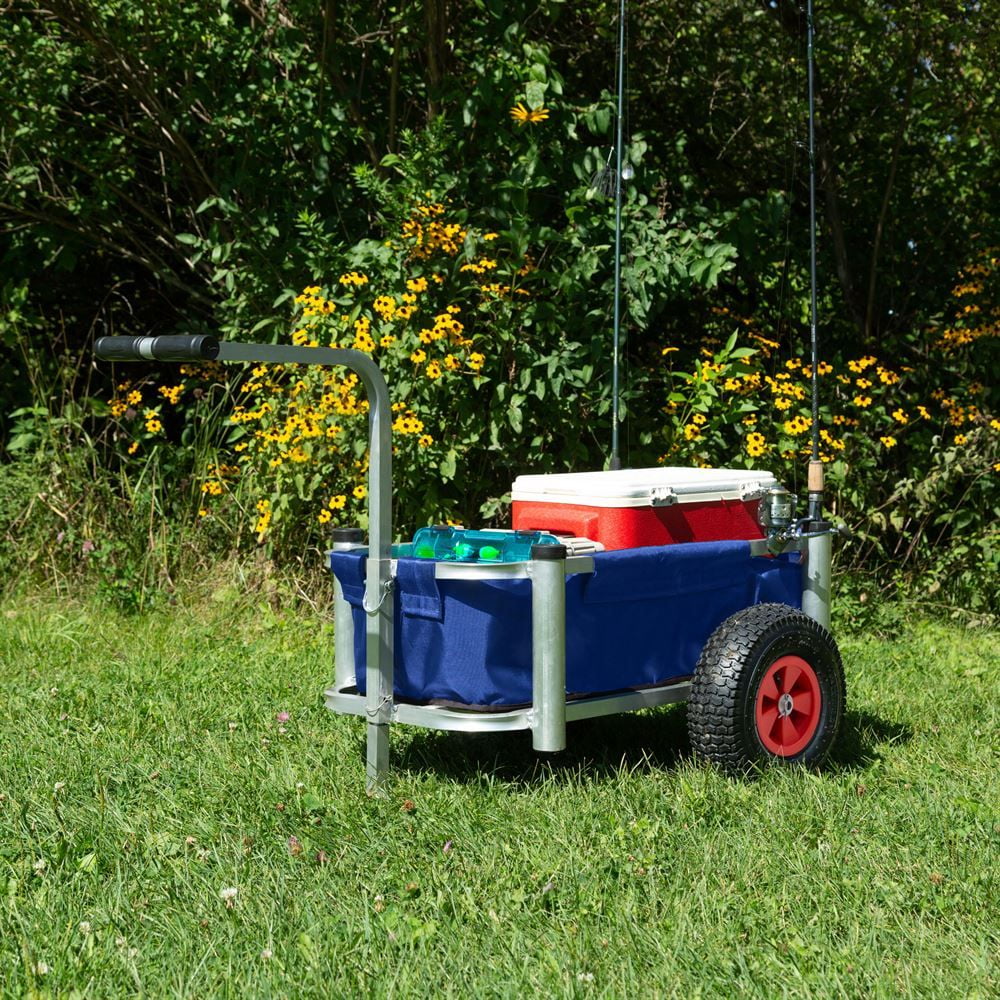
[783,416,811,436]
[406,276,428,294]
[338,271,369,287]
[745,432,767,457]
[127,441,139,455]
[373,295,396,321]
[127,390,142,406]
[853,396,872,408]
[917,405,930,419]
[683,423,701,440]
[353,484,366,500]
[855,378,873,389]
[774,397,792,411]
[510,102,550,125]
[418,434,433,448]
[467,352,485,372]
[880,435,897,449]
[891,408,908,423]
[328,495,347,510]
[317,509,332,524]
[410,349,426,364]
[661,347,679,356]
[158,384,183,405]
[111,400,127,418]
[353,330,376,353]
[145,418,163,434]
[692,413,707,425]
[954,434,968,445]
[426,360,443,379]
[989,418,1000,431]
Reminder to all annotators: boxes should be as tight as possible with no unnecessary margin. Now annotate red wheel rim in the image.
[754,654,822,757]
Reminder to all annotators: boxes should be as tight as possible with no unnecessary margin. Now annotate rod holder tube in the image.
[530,544,567,753]
[332,528,364,691]
[802,523,832,630]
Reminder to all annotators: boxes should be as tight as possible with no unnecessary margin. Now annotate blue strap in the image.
[328,550,366,607]
[396,558,444,621]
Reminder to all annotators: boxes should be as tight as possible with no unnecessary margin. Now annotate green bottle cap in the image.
[479,545,501,560]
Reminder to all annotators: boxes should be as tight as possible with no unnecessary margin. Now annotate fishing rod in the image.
[806,0,824,521]
[609,0,627,471]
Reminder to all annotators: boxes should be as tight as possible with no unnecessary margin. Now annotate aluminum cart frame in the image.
[95,335,832,795]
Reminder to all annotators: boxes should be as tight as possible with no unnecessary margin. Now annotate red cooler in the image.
[511,467,778,550]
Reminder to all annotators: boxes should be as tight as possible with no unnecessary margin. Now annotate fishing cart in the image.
[94,334,845,794]
[95,0,844,794]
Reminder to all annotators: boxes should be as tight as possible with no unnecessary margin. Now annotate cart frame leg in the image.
[531,543,567,752]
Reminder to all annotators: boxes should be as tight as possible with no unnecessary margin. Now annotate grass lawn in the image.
[1,592,997,998]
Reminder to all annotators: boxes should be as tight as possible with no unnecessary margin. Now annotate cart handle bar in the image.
[94,333,396,794]
[95,335,220,362]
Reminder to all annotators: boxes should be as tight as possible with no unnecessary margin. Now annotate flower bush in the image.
[190,199,539,551]
[659,251,998,609]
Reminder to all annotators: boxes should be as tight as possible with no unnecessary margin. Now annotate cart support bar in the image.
[531,544,567,752]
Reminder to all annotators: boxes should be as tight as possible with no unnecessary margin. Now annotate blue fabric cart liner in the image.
[329,540,801,709]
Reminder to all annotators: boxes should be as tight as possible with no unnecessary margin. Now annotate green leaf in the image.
[439,449,457,481]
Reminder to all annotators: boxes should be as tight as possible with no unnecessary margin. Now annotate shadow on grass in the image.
[828,709,914,772]
[391,704,692,787]
[388,706,913,787]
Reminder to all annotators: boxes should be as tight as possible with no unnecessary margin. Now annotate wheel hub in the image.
[754,654,823,757]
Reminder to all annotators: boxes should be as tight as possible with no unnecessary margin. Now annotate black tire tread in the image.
[687,603,845,773]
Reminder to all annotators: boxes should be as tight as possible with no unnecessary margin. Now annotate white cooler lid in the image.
[511,466,779,508]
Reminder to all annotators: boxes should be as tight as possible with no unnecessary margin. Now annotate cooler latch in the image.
[648,486,678,506]
[739,481,769,501]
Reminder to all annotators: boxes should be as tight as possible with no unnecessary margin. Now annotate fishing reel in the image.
[759,486,851,555]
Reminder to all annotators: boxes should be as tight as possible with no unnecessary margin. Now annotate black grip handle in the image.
[95,335,220,362]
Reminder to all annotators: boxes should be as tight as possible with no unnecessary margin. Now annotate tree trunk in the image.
[424,0,448,121]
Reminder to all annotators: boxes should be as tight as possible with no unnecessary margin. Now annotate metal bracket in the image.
[362,577,395,616]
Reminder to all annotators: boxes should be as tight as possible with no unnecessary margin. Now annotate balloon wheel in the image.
[754,655,822,757]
